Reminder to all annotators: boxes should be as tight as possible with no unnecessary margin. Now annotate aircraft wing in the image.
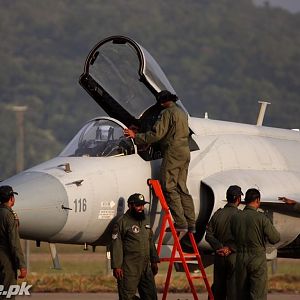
[202,169,300,206]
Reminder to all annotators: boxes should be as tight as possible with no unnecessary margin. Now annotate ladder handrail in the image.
[148,179,214,300]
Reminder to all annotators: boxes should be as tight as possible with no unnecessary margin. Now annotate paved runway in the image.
[16,292,300,299]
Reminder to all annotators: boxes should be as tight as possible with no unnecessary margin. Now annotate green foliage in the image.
[0,0,299,178]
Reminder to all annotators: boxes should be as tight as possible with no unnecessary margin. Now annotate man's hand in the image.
[18,268,27,279]
[124,128,136,139]
[113,268,123,280]
[278,197,296,205]
[216,246,231,257]
[151,262,158,276]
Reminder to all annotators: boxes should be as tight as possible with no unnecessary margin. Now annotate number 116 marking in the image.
[73,198,87,212]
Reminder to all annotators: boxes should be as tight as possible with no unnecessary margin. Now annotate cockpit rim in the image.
[59,116,138,158]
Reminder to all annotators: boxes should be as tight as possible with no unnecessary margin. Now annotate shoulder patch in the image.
[12,210,19,221]
[11,209,20,227]
[132,225,140,234]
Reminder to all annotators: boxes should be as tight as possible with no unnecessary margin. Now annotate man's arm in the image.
[205,213,223,251]
[263,216,280,245]
[279,197,300,212]
[278,196,296,204]
[133,110,171,145]
[149,229,159,275]
[110,222,124,279]
[295,203,300,212]
[7,213,26,276]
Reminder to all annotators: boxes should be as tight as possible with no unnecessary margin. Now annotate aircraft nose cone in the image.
[1,171,68,240]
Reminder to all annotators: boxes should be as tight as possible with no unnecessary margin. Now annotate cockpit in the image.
[59,118,134,157]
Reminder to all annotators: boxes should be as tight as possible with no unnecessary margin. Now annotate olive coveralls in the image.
[294,202,300,212]
[110,210,160,300]
[135,102,195,228]
[230,206,280,300]
[205,203,239,300]
[0,204,26,299]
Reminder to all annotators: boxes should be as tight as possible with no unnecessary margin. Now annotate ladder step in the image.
[160,252,199,257]
[191,276,204,280]
[160,257,199,262]
[161,253,198,257]
[182,253,199,257]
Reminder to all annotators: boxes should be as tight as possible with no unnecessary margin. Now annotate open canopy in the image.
[79,35,187,127]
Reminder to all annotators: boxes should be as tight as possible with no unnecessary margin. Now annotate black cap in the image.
[0,185,18,203]
[226,185,243,198]
[127,193,149,205]
[156,90,178,103]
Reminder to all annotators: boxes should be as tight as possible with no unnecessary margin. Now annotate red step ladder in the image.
[148,179,214,300]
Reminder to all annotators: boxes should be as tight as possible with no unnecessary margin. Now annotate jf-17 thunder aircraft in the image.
[2,35,300,268]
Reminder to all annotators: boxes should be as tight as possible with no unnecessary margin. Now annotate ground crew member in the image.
[110,193,159,300]
[0,185,27,299]
[124,90,195,232]
[278,196,300,212]
[205,185,243,300]
[230,188,280,300]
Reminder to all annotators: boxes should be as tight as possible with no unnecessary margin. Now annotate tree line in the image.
[0,0,299,179]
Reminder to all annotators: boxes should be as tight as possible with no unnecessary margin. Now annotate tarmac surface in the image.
[16,292,300,299]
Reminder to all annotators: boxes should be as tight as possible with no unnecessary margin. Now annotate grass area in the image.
[20,241,300,293]
[268,259,300,293]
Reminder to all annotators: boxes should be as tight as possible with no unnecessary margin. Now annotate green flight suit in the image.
[135,102,195,228]
[0,204,26,299]
[110,210,160,300]
[230,206,280,300]
[205,203,239,300]
[294,202,300,212]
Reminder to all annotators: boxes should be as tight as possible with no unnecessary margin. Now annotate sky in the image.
[253,0,300,13]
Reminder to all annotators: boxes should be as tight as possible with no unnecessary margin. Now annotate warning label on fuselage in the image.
[98,209,115,219]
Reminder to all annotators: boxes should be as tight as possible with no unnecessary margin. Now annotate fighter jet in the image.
[2,35,300,266]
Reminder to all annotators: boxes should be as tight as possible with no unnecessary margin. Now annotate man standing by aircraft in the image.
[231,188,280,300]
[110,193,159,300]
[124,90,195,232]
[205,185,243,300]
[0,185,27,299]
[278,196,300,212]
